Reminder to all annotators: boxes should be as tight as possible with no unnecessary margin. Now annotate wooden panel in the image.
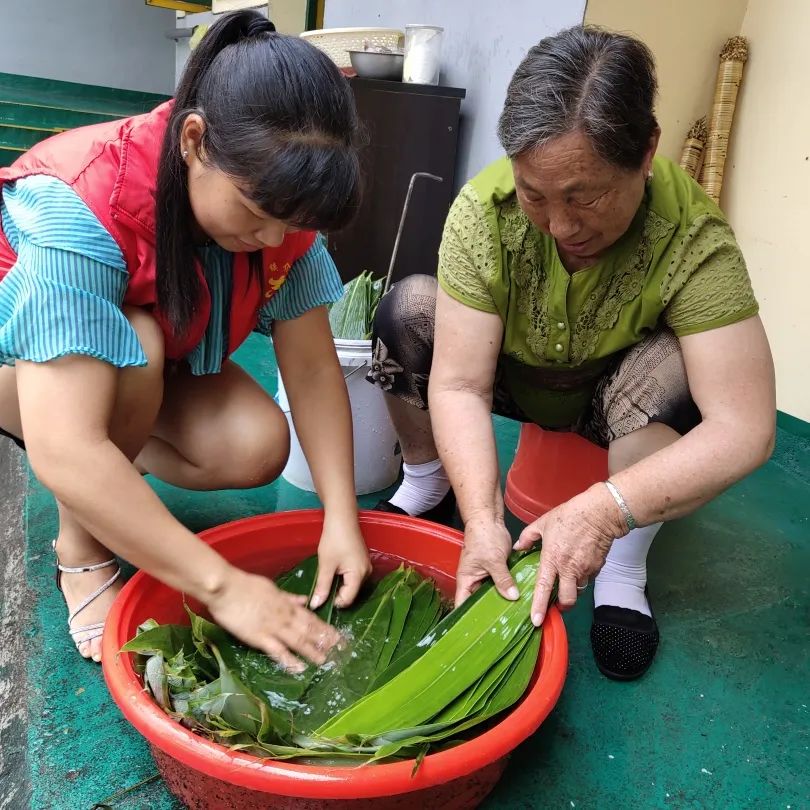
[327,79,464,285]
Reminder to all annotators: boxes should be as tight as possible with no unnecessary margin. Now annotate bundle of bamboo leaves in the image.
[679,116,707,180]
[123,552,543,767]
[698,36,749,204]
[328,271,384,341]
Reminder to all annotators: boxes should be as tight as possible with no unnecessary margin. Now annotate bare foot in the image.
[54,535,123,663]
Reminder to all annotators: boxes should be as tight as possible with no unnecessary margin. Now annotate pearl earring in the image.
[648,170,654,179]
[182,150,189,159]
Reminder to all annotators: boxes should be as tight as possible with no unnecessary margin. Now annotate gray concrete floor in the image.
[0,438,31,810]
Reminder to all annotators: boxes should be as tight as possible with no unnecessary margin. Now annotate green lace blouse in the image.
[437,156,758,427]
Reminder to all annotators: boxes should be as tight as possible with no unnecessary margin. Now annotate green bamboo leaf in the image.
[368,564,407,599]
[329,273,367,339]
[144,654,171,710]
[369,576,495,692]
[294,586,396,734]
[185,606,312,725]
[208,644,268,738]
[274,555,319,596]
[375,582,412,673]
[315,552,540,740]
[435,624,534,723]
[275,555,340,623]
[410,582,445,646]
[120,622,194,659]
[391,578,438,660]
[364,632,540,766]
[361,633,537,764]
[130,556,544,767]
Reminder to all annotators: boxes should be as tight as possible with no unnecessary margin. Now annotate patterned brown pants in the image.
[365,275,701,448]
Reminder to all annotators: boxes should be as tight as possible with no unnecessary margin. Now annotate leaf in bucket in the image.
[315,552,540,740]
[120,622,195,660]
[368,563,407,599]
[329,272,369,340]
[185,605,315,726]
[144,654,171,710]
[369,576,494,692]
[391,577,443,663]
[274,555,319,596]
[365,628,541,765]
[292,584,399,735]
[275,554,340,623]
[375,581,412,672]
[434,623,535,723]
[128,555,545,767]
[328,271,384,341]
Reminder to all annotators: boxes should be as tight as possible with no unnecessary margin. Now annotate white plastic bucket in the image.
[276,338,402,495]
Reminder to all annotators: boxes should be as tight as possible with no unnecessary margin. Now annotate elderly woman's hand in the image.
[513,483,627,626]
[454,514,518,607]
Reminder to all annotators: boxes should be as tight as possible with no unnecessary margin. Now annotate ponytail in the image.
[155,10,280,335]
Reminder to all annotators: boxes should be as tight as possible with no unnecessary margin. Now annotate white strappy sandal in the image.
[53,539,121,655]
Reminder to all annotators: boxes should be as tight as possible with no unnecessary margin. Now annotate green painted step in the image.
[0,73,171,169]
[0,72,169,118]
[0,125,47,152]
[0,101,117,131]
[0,146,23,167]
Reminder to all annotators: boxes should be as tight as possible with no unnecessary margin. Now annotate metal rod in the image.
[383,172,443,296]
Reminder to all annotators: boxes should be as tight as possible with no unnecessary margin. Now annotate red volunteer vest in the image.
[0,101,316,359]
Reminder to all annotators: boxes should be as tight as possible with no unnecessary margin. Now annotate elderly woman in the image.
[367,26,775,680]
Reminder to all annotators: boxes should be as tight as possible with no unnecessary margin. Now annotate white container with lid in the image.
[403,24,444,85]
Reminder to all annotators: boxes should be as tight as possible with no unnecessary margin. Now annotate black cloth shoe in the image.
[373,489,457,527]
[590,588,659,681]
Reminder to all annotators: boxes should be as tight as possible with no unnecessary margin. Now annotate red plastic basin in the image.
[102,510,568,810]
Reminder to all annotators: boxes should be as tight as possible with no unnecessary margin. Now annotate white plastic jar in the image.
[403,24,444,85]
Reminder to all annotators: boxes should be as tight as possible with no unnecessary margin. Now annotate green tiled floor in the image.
[19,334,810,809]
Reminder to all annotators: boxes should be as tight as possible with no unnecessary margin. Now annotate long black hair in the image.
[155,10,361,336]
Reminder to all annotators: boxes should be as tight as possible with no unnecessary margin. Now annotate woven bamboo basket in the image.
[680,117,707,179]
[700,36,749,203]
[300,27,404,69]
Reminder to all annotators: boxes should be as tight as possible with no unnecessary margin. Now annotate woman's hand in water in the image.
[312,515,372,610]
[206,566,341,672]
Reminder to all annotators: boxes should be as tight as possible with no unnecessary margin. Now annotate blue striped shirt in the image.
[0,175,344,374]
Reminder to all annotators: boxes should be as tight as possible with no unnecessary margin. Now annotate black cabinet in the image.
[326,77,466,285]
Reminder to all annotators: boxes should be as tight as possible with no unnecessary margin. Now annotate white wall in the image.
[324,0,586,186]
[722,0,810,422]
[584,0,749,163]
[0,0,175,94]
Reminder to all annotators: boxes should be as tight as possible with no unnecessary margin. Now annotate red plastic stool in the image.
[504,424,608,523]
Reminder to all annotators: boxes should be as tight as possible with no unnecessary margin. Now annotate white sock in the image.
[388,458,450,516]
[593,523,663,617]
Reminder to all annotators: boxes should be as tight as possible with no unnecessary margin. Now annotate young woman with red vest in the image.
[0,11,372,668]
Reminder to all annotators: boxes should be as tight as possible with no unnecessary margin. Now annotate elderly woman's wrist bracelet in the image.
[604,480,637,532]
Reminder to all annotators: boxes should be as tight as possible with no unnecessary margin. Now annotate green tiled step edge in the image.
[0,101,117,131]
[777,409,810,439]
[0,72,169,118]
[0,73,170,168]
[0,146,24,166]
[0,125,47,151]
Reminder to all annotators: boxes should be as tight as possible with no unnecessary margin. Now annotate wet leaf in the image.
[316,553,540,740]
